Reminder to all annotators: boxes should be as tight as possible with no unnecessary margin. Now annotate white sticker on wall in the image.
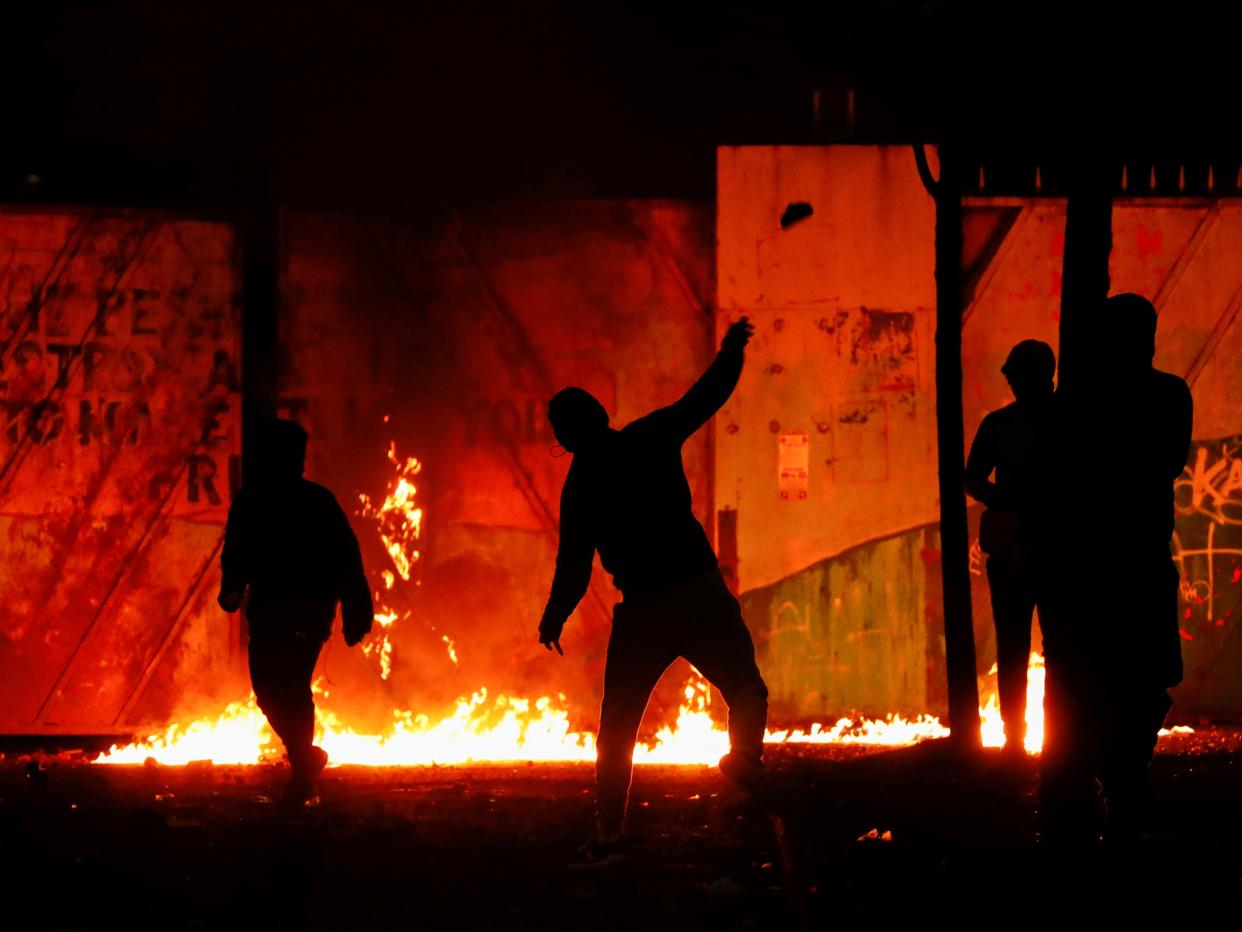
[779,431,809,500]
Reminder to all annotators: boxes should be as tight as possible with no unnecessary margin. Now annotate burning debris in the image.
[93,446,1190,769]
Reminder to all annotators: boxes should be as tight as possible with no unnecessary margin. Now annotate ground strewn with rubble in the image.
[4,733,1240,931]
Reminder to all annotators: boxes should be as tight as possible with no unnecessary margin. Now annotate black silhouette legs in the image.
[595,571,769,834]
[249,630,326,772]
[986,550,1037,750]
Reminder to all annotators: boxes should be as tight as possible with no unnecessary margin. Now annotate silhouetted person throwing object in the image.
[218,419,373,804]
[966,340,1056,755]
[539,317,769,860]
[1035,294,1192,843]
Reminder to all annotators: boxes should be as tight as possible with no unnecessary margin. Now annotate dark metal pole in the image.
[1058,164,1114,393]
[236,200,282,665]
[923,143,981,747]
[241,202,281,465]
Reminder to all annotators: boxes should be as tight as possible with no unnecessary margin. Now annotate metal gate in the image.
[0,211,241,733]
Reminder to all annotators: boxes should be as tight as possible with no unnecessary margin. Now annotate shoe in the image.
[281,746,329,808]
[719,752,769,794]
[999,742,1030,775]
[1103,782,1151,846]
[1003,736,1028,758]
[301,745,329,779]
[288,744,328,780]
[573,831,628,866]
[279,775,317,808]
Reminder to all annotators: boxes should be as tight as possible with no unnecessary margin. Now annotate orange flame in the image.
[358,442,423,582]
[978,651,1189,751]
[94,443,1189,768]
[95,657,1189,767]
[979,652,1046,753]
[356,441,423,680]
[97,671,951,767]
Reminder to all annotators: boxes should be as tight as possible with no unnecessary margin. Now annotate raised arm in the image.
[538,470,595,654]
[648,317,754,443]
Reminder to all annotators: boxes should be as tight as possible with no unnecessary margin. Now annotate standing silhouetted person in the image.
[965,340,1056,755]
[538,317,769,860]
[1035,293,1192,842]
[218,419,373,804]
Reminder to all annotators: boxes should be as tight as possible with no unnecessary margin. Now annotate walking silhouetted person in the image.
[218,419,373,804]
[538,317,769,860]
[1035,293,1192,842]
[966,339,1056,755]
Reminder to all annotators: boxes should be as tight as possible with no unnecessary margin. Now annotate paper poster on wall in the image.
[779,431,808,500]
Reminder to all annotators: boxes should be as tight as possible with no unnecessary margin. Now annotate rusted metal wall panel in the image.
[0,213,242,732]
[282,203,714,729]
[716,146,943,719]
[716,147,940,592]
[718,147,1242,721]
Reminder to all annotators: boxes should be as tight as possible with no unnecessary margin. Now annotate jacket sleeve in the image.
[333,497,374,640]
[539,470,595,634]
[964,415,1009,508]
[643,343,745,444]
[219,495,251,599]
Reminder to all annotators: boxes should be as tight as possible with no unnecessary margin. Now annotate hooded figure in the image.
[218,419,373,803]
[1033,294,1192,843]
[965,338,1057,754]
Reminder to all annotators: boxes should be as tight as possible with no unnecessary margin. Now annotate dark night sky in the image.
[9,2,1241,209]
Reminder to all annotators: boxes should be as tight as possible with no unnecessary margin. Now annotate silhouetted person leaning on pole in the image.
[1035,293,1192,844]
[965,340,1056,756]
[217,419,374,805]
[538,317,769,861]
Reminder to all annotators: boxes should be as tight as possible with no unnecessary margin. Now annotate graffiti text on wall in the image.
[1174,436,1242,636]
[0,221,239,518]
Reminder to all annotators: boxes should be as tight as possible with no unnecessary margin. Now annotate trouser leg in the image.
[1099,678,1171,835]
[987,552,1036,749]
[248,632,324,771]
[681,574,768,765]
[1037,570,1097,842]
[1040,660,1093,840]
[596,610,675,835]
[1039,636,1104,843]
[1098,554,1180,834]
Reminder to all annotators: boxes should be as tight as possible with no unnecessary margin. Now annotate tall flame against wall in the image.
[356,442,424,679]
[979,654,1045,754]
[358,442,423,583]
